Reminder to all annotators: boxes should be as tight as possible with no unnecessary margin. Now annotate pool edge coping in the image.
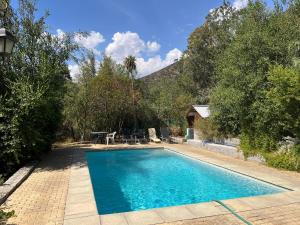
[65,145,300,225]
[63,148,100,225]
[166,146,293,192]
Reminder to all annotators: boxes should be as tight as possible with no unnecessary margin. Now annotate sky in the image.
[11,0,273,78]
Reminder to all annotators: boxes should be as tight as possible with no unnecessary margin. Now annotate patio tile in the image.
[154,205,197,222]
[101,213,128,225]
[185,202,227,217]
[65,203,96,216]
[63,215,99,225]
[67,186,91,195]
[64,211,98,220]
[68,179,91,188]
[221,198,254,211]
[124,210,164,225]
[66,192,95,204]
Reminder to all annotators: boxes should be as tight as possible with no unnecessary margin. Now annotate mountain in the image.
[140,62,180,85]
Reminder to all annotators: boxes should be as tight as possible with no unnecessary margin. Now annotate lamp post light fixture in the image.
[0,28,15,56]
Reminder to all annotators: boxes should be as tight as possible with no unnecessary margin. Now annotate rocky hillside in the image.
[140,62,180,85]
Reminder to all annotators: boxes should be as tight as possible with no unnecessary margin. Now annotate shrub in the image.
[169,125,182,137]
[0,208,15,225]
[264,145,300,172]
[240,132,278,158]
[194,117,222,141]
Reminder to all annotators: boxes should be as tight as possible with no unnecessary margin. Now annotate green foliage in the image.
[0,175,4,185]
[84,56,194,136]
[77,51,97,83]
[123,55,137,131]
[0,0,77,177]
[174,0,300,171]
[210,1,300,161]
[0,208,15,225]
[124,55,137,78]
[182,2,238,103]
[240,132,278,158]
[264,145,300,171]
[63,56,134,139]
[194,118,222,141]
[142,75,194,133]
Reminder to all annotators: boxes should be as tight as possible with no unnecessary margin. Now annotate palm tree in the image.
[124,56,137,132]
[124,55,137,78]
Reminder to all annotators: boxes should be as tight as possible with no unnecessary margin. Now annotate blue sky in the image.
[12,0,273,77]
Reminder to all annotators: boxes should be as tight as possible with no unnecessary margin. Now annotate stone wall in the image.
[186,139,265,163]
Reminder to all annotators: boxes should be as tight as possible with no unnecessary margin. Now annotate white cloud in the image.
[68,64,80,80]
[50,29,67,42]
[105,31,162,62]
[146,41,161,53]
[105,31,146,63]
[233,0,248,10]
[136,48,182,77]
[209,0,248,19]
[74,31,105,55]
[56,29,66,40]
[104,31,180,76]
[165,48,182,64]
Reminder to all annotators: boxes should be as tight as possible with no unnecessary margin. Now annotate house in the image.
[186,105,240,154]
[186,105,210,140]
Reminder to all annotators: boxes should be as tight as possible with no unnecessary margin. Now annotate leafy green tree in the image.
[182,1,238,103]
[63,56,135,138]
[253,65,300,143]
[78,50,97,83]
[0,0,77,176]
[143,76,194,133]
[210,1,300,156]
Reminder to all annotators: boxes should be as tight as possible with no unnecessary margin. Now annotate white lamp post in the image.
[0,28,15,56]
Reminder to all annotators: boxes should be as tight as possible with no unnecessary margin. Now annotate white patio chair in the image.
[106,131,117,145]
[148,128,161,143]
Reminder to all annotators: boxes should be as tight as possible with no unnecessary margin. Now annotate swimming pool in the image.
[86,148,284,215]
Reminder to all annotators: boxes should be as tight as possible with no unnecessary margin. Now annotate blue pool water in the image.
[86,149,284,215]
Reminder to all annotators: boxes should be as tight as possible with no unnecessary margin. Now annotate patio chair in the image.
[120,128,135,144]
[148,128,161,143]
[160,127,171,143]
[106,131,117,145]
[134,129,148,144]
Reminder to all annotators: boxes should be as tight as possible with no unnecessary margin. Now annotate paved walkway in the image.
[2,143,300,225]
[5,148,74,225]
[160,202,300,225]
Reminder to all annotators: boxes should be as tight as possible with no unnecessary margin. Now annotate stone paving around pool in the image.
[4,147,74,225]
[3,142,300,225]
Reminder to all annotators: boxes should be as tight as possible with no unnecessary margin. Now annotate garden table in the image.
[91,131,108,144]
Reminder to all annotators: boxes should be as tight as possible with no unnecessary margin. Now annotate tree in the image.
[142,75,194,135]
[68,52,98,141]
[124,55,138,131]
[124,55,137,78]
[210,1,300,154]
[63,56,135,138]
[78,50,97,83]
[182,1,238,103]
[0,0,77,176]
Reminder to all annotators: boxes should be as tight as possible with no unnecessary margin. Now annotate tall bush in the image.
[0,0,77,177]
